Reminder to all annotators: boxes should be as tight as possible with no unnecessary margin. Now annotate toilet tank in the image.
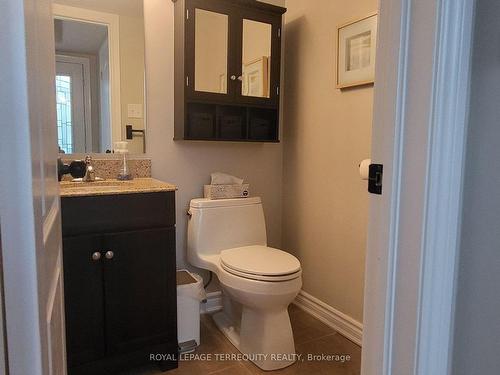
[187,197,267,269]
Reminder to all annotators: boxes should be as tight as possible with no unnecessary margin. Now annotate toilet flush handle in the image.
[186,209,192,219]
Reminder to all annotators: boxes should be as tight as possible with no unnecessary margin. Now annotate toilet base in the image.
[212,306,297,371]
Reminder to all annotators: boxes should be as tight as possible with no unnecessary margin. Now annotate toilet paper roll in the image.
[359,159,371,180]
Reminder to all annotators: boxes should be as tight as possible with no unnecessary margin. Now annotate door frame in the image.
[53,3,122,148]
[362,0,475,374]
[56,54,93,152]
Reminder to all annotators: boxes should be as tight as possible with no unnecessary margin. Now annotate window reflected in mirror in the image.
[53,0,146,154]
[242,19,271,98]
[55,75,74,154]
[194,9,229,94]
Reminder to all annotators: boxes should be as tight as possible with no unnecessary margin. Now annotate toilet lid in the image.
[220,246,301,279]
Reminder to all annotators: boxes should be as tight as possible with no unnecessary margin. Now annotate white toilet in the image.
[187,197,302,371]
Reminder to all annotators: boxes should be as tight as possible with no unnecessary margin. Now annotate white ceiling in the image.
[54,19,108,55]
[53,0,143,17]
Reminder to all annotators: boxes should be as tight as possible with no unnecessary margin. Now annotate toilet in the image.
[187,197,302,371]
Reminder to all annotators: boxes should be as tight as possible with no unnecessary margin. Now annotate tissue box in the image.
[204,184,250,200]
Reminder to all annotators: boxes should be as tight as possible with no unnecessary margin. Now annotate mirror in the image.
[53,0,146,154]
[242,19,271,98]
[194,9,229,94]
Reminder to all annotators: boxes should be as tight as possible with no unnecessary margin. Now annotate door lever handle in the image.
[368,164,383,195]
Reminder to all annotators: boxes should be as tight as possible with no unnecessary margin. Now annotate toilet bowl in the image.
[187,197,302,371]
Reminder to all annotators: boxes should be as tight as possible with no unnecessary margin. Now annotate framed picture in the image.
[336,13,378,89]
[242,56,269,98]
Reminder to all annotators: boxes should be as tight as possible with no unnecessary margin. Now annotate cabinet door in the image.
[62,235,105,367]
[103,228,177,355]
[235,10,282,106]
[186,0,236,102]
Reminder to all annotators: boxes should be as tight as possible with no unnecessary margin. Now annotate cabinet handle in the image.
[91,252,101,261]
[105,251,114,260]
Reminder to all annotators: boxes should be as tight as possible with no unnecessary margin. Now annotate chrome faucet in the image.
[82,155,96,182]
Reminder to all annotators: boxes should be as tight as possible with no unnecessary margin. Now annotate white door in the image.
[362,0,475,374]
[0,0,66,374]
[56,60,86,153]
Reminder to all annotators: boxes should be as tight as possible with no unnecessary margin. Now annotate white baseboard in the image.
[293,290,363,346]
[201,291,223,314]
[200,289,363,346]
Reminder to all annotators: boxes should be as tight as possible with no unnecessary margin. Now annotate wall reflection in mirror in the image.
[194,9,228,94]
[53,0,146,155]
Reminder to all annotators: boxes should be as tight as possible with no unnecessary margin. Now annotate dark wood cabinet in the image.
[103,228,176,356]
[63,234,105,367]
[174,0,286,142]
[61,192,177,374]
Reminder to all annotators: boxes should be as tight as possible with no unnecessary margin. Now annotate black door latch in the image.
[368,164,383,195]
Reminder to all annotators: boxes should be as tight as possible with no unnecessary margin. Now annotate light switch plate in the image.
[127,104,143,119]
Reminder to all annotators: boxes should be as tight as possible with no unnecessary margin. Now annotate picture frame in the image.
[336,13,378,89]
[242,56,269,98]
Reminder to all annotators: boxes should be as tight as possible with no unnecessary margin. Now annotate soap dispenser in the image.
[114,141,133,180]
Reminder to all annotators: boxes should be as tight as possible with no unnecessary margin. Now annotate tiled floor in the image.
[121,305,361,375]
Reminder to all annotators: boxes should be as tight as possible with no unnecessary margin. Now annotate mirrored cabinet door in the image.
[194,8,229,94]
[234,10,281,106]
[241,19,272,99]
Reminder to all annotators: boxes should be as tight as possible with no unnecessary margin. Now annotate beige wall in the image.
[144,0,284,276]
[282,0,375,322]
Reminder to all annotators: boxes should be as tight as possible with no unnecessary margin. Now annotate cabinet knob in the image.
[237,75,243,81]
[91,252,101,261]
[230,75,237,81]
[105,251,114,260]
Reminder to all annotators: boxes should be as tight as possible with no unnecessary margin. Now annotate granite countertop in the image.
[60,178,177,197]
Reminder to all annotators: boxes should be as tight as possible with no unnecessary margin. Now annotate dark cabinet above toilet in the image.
[173,0,286,142]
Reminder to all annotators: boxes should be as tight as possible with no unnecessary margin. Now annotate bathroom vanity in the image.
[60,179,177,374]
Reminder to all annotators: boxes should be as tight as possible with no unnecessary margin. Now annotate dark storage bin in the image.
[248,108,278,141]
[187,103,216,139]
[218,106,247,140]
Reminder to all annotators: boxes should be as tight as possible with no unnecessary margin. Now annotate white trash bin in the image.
[177,270,206,353]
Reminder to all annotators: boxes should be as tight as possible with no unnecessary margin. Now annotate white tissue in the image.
[359,159,371,180]
[211,172,244,185]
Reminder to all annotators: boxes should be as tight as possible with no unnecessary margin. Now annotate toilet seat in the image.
[220,245,301,282]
